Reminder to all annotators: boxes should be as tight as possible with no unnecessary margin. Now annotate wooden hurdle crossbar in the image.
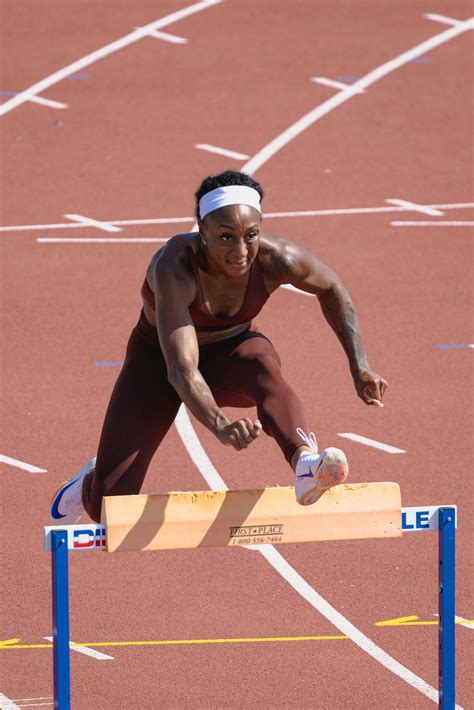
[43,482,457,709]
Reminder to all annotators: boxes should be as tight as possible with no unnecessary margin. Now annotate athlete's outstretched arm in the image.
[152,256,261,449]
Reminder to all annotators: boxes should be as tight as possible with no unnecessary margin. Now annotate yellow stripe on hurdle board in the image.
[101,482,401,553]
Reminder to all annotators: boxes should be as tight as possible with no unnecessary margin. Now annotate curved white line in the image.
[176,17,472,707]
[0,0,222,117]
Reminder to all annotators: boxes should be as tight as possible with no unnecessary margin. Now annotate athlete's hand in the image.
[352,367,388,407]
[217,418,262,450]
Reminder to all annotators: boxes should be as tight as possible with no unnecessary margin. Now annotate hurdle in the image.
[43,483,457,709]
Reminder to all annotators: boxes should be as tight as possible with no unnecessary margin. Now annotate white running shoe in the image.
[50,457,96,524]
[294,428,348,506]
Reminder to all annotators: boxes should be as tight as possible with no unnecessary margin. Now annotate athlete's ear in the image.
[198,220,207,245]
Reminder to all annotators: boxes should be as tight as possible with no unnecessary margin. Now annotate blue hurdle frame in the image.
[48,506,457,710]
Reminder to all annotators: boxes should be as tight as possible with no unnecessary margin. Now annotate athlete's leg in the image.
[200,330,348,504]
[82,316,181,522]
[200,331,308,463]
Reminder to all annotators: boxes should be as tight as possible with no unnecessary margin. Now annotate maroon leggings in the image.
[83,311,308,521]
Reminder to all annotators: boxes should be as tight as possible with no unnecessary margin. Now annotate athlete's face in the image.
[199,204,261,277]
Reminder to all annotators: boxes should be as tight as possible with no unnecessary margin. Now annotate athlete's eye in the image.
[246,232,258,241]
[220,233,233,242]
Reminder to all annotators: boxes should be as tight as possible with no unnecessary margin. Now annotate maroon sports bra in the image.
[141,236,270,332]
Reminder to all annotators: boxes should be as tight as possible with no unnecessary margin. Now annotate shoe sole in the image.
[298,449,349,506]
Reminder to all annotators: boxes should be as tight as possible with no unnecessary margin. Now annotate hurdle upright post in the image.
[51,530,71,710]
[438,507,456,710]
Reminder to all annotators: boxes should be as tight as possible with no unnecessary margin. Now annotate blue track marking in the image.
[65,72,90,79]
[94,361,124,367]
[0,91,19,96]
[407,56,432,63]
[437,344,473,350]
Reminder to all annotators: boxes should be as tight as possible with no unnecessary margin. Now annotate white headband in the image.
[199,185,262,220]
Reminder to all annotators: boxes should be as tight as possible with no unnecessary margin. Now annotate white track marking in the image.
[64,214,122,232]
[11,701,53,704]
[385,199,444,216]
[457,616,474,628]
[27,96,68,110]
[311,77,366,94]
[172,20,474,705]
[281,283,313,296]
[175,410,459,707]
[43,637,113,661]
[195,143,250,160]
[138,28,188,44]
[392,221,474,227]
[15,704,52,708]
[337,433,406,454]
[2,202,472,234]
[0,694,20,709]
[241,17,474,176]
[0,454,47,473]
[424,13,467,27]
[455,616,474,629]
[0,0,222,117]
[36,237,168,244]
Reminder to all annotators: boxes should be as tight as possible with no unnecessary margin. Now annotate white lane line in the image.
[241,17,474,176]
[0,454,47,473]
[174,21,474,706]
[15,704,53,708]
[27,96,68,110]
[0,0,222,117]
[0,694,20,709]
[311,77,366,94]
[385,199,444,216]
[195,144,250,160]
[424,13,467,27]
[43,637,113,660]
[36,237,168,243]
[392,221,474,227]
[64,214,122,232]
[2,203,473,234]
[337,433,406,454]
[175,408,454,707]
[455,615,474,629]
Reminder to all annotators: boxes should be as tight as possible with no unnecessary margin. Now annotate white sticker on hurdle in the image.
[43,524,106,551]
[402,505,457,532]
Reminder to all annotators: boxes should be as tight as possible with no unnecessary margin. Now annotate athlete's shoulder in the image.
[258,232,307,283]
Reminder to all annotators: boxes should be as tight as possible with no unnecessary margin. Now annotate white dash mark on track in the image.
[385,199,444,216]
[391,221,474,227]
[337,433,406,454]
[424,13,467,27]
[64,214,122,232]
[195,144,250,160]
[37,238,169,244]
[43,637,113,660]
[138,28,188,44]
[27,96,68,109]
[0,455,47,473]
[311,77,366,94]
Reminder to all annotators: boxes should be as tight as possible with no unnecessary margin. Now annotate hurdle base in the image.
[102,482,401,552]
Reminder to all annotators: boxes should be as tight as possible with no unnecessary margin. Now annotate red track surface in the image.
[1,2,473,708]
